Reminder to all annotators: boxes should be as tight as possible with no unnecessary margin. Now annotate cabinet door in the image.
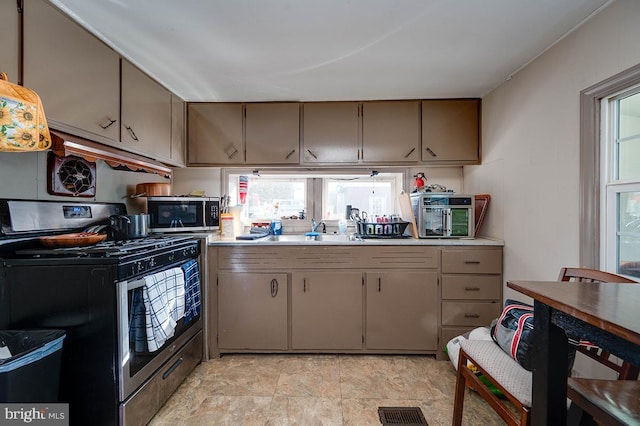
[23,0,120,141]
[187,103,244,165]
[170,94,186,166]
[121,60,172,161]
[218,272,288,350]
[245,103,300,164]
[291,271,362,350]
[366,271,438,350]
[362,101,420,163]
[302,102,359,163]
[1,1,19,85]
[421,99,479,163]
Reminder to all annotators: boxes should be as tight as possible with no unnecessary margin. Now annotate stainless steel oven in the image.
[0,200,204,426]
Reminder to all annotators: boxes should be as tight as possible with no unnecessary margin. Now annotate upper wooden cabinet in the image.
[362,101,420,163]
[302,102,360,163]
[421,99,480,164]
[1,2,19,85]
[23,0,120,142]
[188,103,244,165]
[245,103,299,164]
[170,94,186,166]
[120,61,172,162]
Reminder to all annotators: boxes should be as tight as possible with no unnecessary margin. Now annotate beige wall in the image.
[0,151,167,214]
[466,0,640,377]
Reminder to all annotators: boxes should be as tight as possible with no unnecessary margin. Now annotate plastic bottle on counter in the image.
[338,217,347,235]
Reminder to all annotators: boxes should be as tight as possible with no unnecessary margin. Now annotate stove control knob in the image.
[149,257,156,268]
[168,253,175,262]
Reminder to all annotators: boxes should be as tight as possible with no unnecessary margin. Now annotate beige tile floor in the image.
[149,354,506,426]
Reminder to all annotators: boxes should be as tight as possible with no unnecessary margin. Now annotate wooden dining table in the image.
[507,280,640,426]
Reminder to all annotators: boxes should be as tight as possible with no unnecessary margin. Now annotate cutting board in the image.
[398,191,419,238]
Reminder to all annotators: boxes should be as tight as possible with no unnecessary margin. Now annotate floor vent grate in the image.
[378,407,428,425]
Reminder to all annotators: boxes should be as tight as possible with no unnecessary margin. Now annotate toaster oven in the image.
[411,193,474,238]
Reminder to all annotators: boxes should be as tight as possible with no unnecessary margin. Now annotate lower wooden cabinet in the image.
[214,245,503,356]
[291,271,363,350]
[365,271,438,351]
[218,272,288,350]
[439,247,503,359]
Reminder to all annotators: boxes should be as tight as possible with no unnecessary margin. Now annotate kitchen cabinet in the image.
[439,246,502,359]
[361,101,420,163]
[188,103,244,165]
[120,60,172,162]
[421,99,480,164]
[23,0,120,142]
[291,271,363,350]
[302,102,360,163]
[245,103,300,164]
[170,94,186,166]
[1,1,19,85]
[365,271,438,350]
[218,272,288,350]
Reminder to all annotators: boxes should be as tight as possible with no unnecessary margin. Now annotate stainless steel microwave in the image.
[411,193,474,238]
[147,197,219,232]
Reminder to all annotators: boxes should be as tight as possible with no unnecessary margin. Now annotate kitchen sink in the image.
[263,234,356,242]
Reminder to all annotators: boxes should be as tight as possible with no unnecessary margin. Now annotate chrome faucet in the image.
[311,218,326,233]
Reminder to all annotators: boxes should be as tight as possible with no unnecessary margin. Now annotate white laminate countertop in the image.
[205,234,504,246]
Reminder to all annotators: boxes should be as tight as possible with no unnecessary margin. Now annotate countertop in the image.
[206,234,504,246]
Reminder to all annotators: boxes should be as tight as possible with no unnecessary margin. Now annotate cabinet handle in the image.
[285,149,296,159]
[464,260,481,264]
[99,117,116,129]
[425,147,437,157]
[464,287,481,291]
[125,125,139,141]
[270,279,278,297]
[306,149,318,160]
[378,277,381,292]
[464,313,480,318]
[303,278,307,293]
[404,147,416,158]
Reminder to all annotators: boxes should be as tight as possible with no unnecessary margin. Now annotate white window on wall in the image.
[226,170,404,222]
[601,87,640,279]
[323,174,399,220]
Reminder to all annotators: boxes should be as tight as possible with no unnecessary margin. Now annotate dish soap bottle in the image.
[338,217,348,235]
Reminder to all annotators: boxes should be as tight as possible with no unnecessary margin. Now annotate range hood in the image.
[50,130,172,179]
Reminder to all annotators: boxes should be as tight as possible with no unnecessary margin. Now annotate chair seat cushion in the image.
[460,340,533,406]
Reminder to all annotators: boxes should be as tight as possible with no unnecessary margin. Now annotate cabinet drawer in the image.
[441,326,475,348]
[441,275,502,300]
[441,249,502,274]
[441,301,501,326]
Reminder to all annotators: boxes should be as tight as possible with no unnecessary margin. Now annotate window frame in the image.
[580,63,640,269]
[222,167,409,224]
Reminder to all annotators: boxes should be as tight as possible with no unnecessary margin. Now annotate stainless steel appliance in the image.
[0,199,203,426]
[411,193,475,238]
[147,196,219,233]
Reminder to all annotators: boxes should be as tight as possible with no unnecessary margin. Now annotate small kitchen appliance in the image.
[411,193,475,238]
[146,196,219,232]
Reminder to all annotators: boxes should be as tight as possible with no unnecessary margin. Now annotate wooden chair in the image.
[557,267,639,381]
[558,267,640,426]
[451,267,638,426]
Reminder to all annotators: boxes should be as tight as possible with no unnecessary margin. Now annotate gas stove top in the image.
[14,235,195,259]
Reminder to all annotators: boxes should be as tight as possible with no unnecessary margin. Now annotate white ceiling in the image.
[49,0,610,102]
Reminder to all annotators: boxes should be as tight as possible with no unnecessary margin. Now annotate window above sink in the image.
[225,169,405,225]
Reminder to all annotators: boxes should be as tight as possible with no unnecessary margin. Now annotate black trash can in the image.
[0,330,66,402]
